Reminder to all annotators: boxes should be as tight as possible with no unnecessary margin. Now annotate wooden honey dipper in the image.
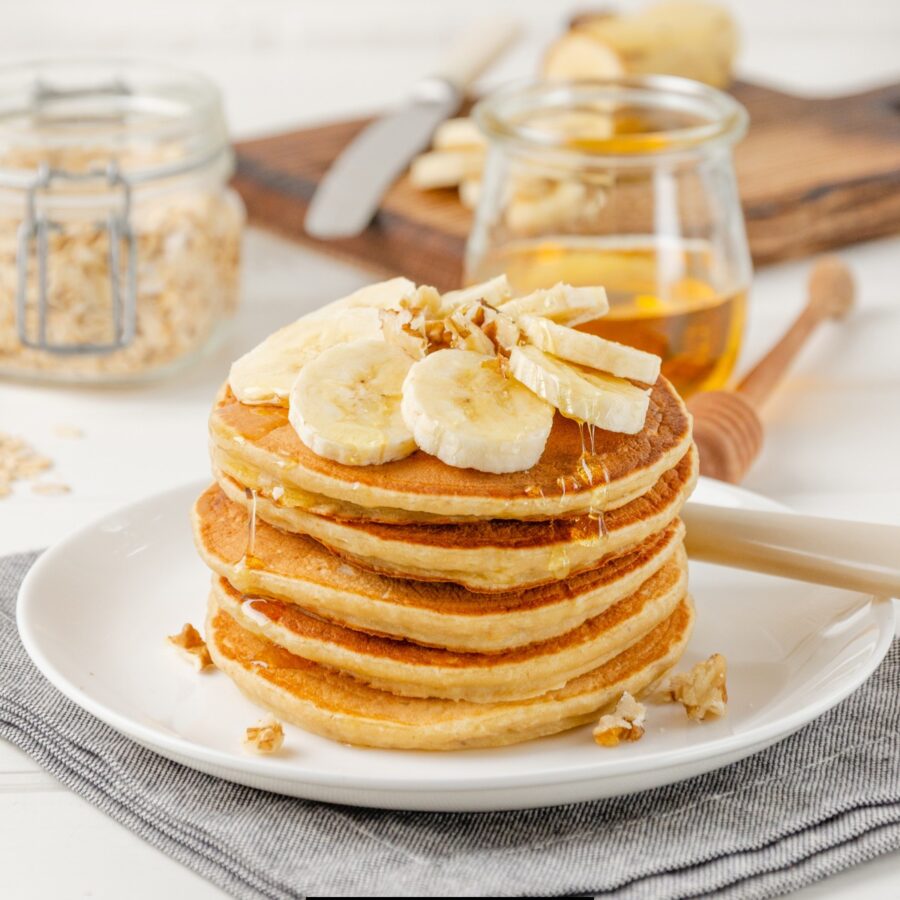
[688,257,855,483]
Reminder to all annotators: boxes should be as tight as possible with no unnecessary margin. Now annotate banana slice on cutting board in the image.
[509,344,650,434]
[289,339,416,466]
[401,349,554,474]
[229,307,384,405]
[518,315,661,384]
[500,283,609,327]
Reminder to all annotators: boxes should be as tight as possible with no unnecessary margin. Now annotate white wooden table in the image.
[2,1,900,896]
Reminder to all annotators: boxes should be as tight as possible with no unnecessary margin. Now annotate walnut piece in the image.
[592,691,646,747]
[243,719,285,755]
[167,623,214,672]
[661,653,728,721]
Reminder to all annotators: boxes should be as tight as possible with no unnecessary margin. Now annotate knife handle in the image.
[432,17,522,93]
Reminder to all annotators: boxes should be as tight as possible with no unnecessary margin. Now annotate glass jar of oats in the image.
[0,60,243,382]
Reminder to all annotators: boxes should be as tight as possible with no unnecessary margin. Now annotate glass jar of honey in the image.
[467,76,751,397]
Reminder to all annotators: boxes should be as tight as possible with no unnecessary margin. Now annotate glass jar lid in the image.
[0,59,230,189]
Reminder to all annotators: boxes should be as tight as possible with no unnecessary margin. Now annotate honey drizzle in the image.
[243,487,264,570]
[574,420,609,545]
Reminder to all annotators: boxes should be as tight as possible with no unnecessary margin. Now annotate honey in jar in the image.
[467,78,752,397]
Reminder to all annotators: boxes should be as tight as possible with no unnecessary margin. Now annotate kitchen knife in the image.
[305,18,521,240]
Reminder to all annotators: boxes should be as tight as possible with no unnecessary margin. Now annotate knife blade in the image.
[305,18,520,240]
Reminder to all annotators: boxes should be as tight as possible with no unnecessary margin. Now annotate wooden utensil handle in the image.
[737,256,854,408]
[682,502,900,598]
[736,305,824,407]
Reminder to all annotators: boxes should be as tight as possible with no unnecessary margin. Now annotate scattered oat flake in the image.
[31,482,71,496]
[0,431,58,498]
[54,424,83,439]
[167,623,214,671]
[243,719,284,754]
[593,691,646,747]
[659,653,728,721]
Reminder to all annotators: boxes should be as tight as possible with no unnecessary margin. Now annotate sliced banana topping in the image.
[309,277,416,320]
[289,339,416,466]
[380,307,428,360]
[509,344,650,434]
[441,275,512,310]
[500,283,609,327]
[229,306,385,405]
[231,275,662,472]
[401,349,554,474]
[518,315,661,384]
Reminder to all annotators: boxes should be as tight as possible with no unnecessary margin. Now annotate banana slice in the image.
[441,275,512,311]
[509,345,650,434]
[500,283,609,327]
[459,177,482,209]
[409,149,485,189]
[518,315,661,384]
[289,339,416,466]
[309,277,416,320]
[229,307,384,406]
[433,117,486,150]
[401,349,554,474]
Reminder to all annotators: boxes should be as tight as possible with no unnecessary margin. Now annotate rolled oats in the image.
[53,424,83,439]
[0,156,242,380]
[0,431,59,498]
[31,482,71,496]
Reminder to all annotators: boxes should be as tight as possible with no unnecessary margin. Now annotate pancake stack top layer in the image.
[192,276,697,751]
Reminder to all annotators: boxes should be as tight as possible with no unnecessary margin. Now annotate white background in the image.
[1,1,900,898]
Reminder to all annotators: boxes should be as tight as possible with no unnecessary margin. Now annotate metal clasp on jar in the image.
[16,162,137,354]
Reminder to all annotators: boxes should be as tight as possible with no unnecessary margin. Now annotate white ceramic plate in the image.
[17,478,894,812]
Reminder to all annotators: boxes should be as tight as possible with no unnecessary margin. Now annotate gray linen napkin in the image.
[2,550,899,899]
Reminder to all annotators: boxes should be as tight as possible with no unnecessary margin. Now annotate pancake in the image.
[212,548,686,702]
[215,445,697,593]
[207,594,694,750]
[193,485,685,652]
[209,377,692,523]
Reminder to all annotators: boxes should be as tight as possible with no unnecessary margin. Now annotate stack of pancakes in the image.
[193,377,697,751]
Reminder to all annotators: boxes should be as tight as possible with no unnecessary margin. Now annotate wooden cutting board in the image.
[233,80,900,291]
